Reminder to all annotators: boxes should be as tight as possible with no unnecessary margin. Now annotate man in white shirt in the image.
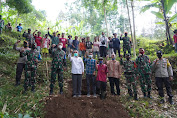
[69,50,84,97]
[99,32,108,57]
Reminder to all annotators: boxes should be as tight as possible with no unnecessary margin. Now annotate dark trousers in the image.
[155,77,173,98]
[93,51,99,59]
[86,74,96,95]
[62,48,66,52]
[97,81,107,94]
[100,46,107,57]
[16,63,25,84]
[108,77,120,95]
[114,48,120,57]
[72,74,82,96]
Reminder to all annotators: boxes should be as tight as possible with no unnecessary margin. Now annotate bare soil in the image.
[44,79,130,118]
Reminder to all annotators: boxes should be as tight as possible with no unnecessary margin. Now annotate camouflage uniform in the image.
[23,33,34,48]
[120,59,137,96]
[23,49,39,91]
[136,55,152,96]
[50,47,66,94]
[121,36,131,57]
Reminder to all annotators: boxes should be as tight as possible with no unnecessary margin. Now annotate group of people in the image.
[12,25,175,105]
[0,15,23,33]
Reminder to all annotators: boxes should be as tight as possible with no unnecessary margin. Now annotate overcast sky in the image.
[32,0,157,35]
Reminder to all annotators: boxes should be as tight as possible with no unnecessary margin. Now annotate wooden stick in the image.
[46,61,49,78]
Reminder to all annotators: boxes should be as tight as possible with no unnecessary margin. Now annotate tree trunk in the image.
[131,0,137,46]
[0,0,1,14]
[103,0,109,37]
[126,0,136,58]
[161,0,173,45]
[15,13,19,27]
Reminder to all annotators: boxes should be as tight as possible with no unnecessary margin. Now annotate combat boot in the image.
[59,87,63,94]
[15,81,20,86]
[143,92,146,98]
[160,99,165,104]
[22,87,27,94]
[128,89,133,97]
[31,87,35,93]
[134,94,138,100]
[49,89,53,95]
[168,97,174,105]
[147,92,152,99]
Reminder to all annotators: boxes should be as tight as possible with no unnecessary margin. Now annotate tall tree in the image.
[126,0,136,57]
[6,0,34,26]
[141,0,177,44]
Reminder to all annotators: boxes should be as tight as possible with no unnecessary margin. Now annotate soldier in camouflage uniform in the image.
[121,32,132,57]
[22,43,39,93]
[50,43,66,95]
[0,15,4,34]
[120,54,138,100]
[136,48,152,98]
[23,28,34,48]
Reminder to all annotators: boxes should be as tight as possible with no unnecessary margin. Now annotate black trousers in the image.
[97,81,107,94]
[100,46,107,57]
[16,63,25,84]
[155,77,173,98]
[108,77,120,95]
[114,48,120,57]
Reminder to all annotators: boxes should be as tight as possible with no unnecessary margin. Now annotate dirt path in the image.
[43,79,130,118]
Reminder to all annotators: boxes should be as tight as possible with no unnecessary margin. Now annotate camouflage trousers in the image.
[123,45,131,57]
[125,74,137,95]
[24,68,36,89]
[50,68,63,90]
[139,73,151,93]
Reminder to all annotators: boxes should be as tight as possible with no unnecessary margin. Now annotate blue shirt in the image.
[83,57,96,74]
[112,38,120,48]
[16,26,23,32]
[72,40,79,50]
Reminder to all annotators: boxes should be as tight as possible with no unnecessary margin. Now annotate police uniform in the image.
[152,58,173,100]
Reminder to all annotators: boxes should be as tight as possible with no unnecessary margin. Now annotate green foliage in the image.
[6,0,33,14]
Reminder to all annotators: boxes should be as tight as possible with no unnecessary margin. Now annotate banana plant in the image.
[141,0,177,44]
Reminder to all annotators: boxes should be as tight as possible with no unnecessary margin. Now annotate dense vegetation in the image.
[0,0,177,117]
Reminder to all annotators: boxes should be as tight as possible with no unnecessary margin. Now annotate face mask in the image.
[74,53,78,57]
[24,44,28,48]
[112,58,115,60]
[126,57,130,60]
[157,54,162,59]
[99,60,103,64]
[140,51,144,55]
[89,55,93,58]
[58,45,63,49]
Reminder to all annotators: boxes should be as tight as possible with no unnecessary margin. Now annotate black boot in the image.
[31,87,35,93]
[59,87,63,94]
[147,92,152,99]
[134,94,138,100]
[128,89,133,97]
[15,81,20,86]
[49,89,53,95]
[160,99,165,104]
[143,92,146,98]
[168,97,174,105]
[22,87,27,94]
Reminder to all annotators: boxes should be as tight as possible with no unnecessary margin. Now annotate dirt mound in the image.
[44,79,130,118]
